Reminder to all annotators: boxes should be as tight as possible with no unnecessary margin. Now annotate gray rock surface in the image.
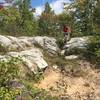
[7,49,48,72]
[0,35,12,47]
[0,35,49,72]
[0,35,59,55]
[32,36,60,55]
[64,37,89,50]
[0,35,90,73]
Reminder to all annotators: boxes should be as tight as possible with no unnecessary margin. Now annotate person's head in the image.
[63,24,68,28]
[63,23,68,26]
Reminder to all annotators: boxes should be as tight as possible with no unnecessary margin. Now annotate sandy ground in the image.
[34,61,100,100]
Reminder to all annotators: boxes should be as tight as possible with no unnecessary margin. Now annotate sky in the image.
[0,0,70,15]
[31,0,70,16]
[31,0,53,7]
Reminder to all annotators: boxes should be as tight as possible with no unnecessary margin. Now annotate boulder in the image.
[62,37,90,56]
[7,48,48,72]
[64,37,89,50]
[32,36,60,55]
[20,49,48,69]
[0,48,48,73]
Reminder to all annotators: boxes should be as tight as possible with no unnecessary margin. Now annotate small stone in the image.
[53,65,58,69]
[65,55,79,60]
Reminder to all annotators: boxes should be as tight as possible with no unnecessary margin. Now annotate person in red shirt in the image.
[63,24,71,44]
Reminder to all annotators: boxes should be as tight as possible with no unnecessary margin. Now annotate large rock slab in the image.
[0,35,59,55]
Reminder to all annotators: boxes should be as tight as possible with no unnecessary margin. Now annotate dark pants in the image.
[63,32,70,44]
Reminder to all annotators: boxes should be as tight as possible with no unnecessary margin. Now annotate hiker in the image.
[63,25,71,44]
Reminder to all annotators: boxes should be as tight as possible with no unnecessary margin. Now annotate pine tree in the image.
[18,0,35,35]
[38,2,57,36]
[43,2,52,14]
[93,0,100,34]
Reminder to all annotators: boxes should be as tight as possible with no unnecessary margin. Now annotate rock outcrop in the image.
[0,35,59,54]
[0,35,90,72]
[62,36,90,56]
[0,35,50,72]
[0,35,60,72]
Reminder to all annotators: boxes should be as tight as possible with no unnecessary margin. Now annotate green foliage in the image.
[0,8,21,35]
[44,2,52,14]
[0,87,22,100]
[63,0,99,36]
[0,57,22,99]
[0,44,7,54]
[62,0,100,64]
[26,68,44,83]
[56,38,64,49]
[43,50,76,68]
[0,1,38,36]
[0,57,22,87]
[65,48,87,56]
[18,0,36,35]
[0,56,57,99]
[85,36,100,64]
[22,80,58,100]
[38,2,58,37]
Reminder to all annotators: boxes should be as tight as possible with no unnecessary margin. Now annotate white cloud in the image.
[50,0,69,14]
[35,5,44,16]
[35,0,70,16]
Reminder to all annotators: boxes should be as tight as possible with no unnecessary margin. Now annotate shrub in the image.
[0,57,22,99]
[0,57,22,87]
[21,80,58,100]
[0,87,22,100]
[0,44,7,54]
[84,35,100,65]
[56,38,64,49]
[65,47,87,56]
[25,68,44,83]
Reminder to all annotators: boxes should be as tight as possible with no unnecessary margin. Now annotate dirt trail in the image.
[34,61,100,100]
[34,67,61,89]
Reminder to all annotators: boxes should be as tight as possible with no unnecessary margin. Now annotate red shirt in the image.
[63,26,68,32]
